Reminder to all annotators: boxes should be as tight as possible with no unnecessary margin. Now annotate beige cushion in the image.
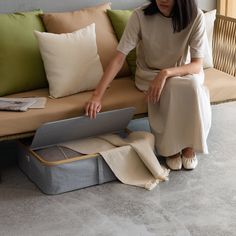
[34,24,103,98]
[41,3,130,78]
[0,78,146,138]
[204,68,236,104]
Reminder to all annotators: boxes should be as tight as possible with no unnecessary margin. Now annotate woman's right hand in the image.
[85,52,126,118]
[85,95,102,119]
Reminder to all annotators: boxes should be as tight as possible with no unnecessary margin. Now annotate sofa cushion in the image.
[204,68,236,104]
[107,9,136,79]
[0,78,147,138]
[0,10,48,96]
[41,3,130,78]
[34,24,103,98]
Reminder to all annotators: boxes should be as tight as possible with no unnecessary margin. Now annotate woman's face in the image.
[156,0,175,17]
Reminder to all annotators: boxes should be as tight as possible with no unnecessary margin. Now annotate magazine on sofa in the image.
[0,97,47,112]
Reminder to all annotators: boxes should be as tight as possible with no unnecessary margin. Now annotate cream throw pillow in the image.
[203,9,217,68]
[34,23,103,98]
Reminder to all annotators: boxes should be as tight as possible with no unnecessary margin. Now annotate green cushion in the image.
[0,10,48,96]
[107,10,136,79]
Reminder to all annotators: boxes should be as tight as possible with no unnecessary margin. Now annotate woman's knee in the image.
[164,76,200,92]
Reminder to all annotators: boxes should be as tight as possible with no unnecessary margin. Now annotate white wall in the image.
[197,0,216,10]
[0,0,218,13]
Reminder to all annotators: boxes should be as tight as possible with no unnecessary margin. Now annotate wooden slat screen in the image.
[213,15,236,77]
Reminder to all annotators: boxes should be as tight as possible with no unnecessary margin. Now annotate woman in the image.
[85,0,211,170]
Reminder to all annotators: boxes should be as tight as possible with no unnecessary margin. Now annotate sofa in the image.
[0,0,236,143]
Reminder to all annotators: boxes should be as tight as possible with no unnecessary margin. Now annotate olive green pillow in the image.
[107,10,136,79]
[0,10,48,96]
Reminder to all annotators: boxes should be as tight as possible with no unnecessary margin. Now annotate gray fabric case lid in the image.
[31,107,135,150]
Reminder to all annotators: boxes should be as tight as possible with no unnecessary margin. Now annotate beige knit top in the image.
[117,6,206,90]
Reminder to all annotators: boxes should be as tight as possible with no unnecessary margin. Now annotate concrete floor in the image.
[0,102,236,236]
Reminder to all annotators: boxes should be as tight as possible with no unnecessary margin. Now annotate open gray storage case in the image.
[17,107,135,194]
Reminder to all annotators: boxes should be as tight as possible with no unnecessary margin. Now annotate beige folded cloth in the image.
[61,131,170,190]
[60,136,115,154]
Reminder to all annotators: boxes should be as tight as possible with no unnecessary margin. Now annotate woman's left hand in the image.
[146,70,168,103]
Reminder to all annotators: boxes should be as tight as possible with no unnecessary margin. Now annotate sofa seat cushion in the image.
[0,78,146,138]
[204,68,236,104]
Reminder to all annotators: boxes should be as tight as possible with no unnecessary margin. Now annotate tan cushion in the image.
[204,68,236,104]
[41,3,130,78]
[0,78,146,138]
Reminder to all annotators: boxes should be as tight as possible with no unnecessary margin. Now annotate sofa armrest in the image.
[213,15,236,77]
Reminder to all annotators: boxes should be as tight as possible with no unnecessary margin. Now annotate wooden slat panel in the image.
[213,15,236,77]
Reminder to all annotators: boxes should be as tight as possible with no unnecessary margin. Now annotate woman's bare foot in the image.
[168,152,181,159]
[181,147,198,170]
[182,147,195,158]
[166,152,182,170]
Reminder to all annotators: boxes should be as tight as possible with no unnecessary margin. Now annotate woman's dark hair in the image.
[143,0,198,33]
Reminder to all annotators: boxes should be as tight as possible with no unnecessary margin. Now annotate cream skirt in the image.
[136,69,212,156]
